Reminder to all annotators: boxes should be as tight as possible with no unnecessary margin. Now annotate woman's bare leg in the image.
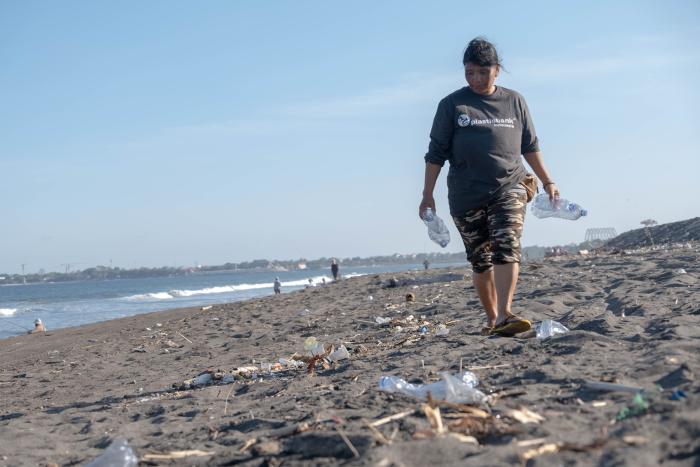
[494,262,519,323]
[473,269,498,326]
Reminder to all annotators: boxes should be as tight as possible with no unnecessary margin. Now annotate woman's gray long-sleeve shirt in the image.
[424,86,540,216]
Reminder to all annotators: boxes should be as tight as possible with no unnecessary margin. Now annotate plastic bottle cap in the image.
[580,210,588,216]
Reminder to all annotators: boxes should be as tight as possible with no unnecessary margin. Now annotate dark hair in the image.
[462,37,501,67]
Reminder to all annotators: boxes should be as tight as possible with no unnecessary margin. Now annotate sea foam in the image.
[123,275,338,301]
[0,308,18,317]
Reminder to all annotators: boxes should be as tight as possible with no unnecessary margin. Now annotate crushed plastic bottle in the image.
[435,324,450,336]
[531,194,587,220]
[85,438,138,467]
[378,371,486,404]
[328,345,350,362]
[422,208,450,247]
[193,373,213,386]
[536,319,569,339]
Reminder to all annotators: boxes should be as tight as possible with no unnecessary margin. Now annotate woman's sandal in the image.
[492,315,532,337]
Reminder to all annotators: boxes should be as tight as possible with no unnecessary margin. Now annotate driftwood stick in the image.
[364,421,391,445]
[370,409,415,427]
[177,331,193,344]
[335,426,360,458]
[223,386,234,415]
[468,363,511,371]
[263,422,310,439]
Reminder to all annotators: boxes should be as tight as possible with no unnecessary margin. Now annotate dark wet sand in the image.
[1,243,699,466]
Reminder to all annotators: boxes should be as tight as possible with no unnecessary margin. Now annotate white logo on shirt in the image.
[457,114,471,127]
[458,115,517,129]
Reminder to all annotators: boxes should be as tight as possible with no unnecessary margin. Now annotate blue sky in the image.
[1,1,699,273]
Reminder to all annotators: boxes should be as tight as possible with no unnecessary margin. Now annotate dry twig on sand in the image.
[364,421,391,445]
[507,407,545,424]
[370,409,415,427]
[519,430,608,463]
[487,388,527,402]
[177,331,193,344]
[143,450,214,460]
[335,426,360,458]
[223,385,235,415]
[468,363,511,371]
[422,403,446,435]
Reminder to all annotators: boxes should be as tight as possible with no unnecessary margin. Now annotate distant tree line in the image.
[0,252,466,285]
[0,237,615,286]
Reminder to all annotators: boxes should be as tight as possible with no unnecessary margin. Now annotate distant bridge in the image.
[585,228,617,242]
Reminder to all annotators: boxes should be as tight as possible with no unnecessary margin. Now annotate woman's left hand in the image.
[545,183,560,202]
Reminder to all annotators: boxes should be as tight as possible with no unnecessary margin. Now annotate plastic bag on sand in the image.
[378,371,486,404]
[85,438,138,467]
[536,319,569,339]
[279,357,304,368]
[328,345,350,362]
[303,336,325,355]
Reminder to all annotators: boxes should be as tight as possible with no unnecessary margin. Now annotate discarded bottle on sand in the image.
[85,438,138,467]
[328,345,350,362]
[531,194,587,220]
[536,319,569,339]
[422,208,450,247]
[378,371,486,404]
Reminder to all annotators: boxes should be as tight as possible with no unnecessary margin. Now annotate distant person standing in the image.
[423,259,430,270]
[331,259,339,281]
[273,277,282,294]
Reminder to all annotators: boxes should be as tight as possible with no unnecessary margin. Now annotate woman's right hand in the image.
[419,195,436,219]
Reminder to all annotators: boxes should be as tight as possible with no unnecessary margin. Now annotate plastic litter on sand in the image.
[536,320,569,339]
[85,438,138,467]
[378,371,486,404]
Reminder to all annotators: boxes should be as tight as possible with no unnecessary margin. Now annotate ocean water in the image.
[0,262,464,339]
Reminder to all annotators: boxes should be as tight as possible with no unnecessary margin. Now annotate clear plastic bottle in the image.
[378,371,485,404]
[531,194,587,220]
[85,438,138,467]
[422,208,450,247]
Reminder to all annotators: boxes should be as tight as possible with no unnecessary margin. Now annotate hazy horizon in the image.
[2,1,699,274]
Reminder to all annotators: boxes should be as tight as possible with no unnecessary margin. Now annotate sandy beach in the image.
[1,243,699,466]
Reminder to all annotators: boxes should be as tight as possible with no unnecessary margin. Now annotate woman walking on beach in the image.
[419,37,559,336]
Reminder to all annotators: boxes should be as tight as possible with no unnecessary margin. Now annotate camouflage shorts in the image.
[452,186,527,273]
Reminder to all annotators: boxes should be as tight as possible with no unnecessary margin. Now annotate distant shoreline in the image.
[0,254,467,286]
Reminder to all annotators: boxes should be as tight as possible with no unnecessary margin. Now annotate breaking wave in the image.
[0,308,18,317]
[122,275,335,301]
